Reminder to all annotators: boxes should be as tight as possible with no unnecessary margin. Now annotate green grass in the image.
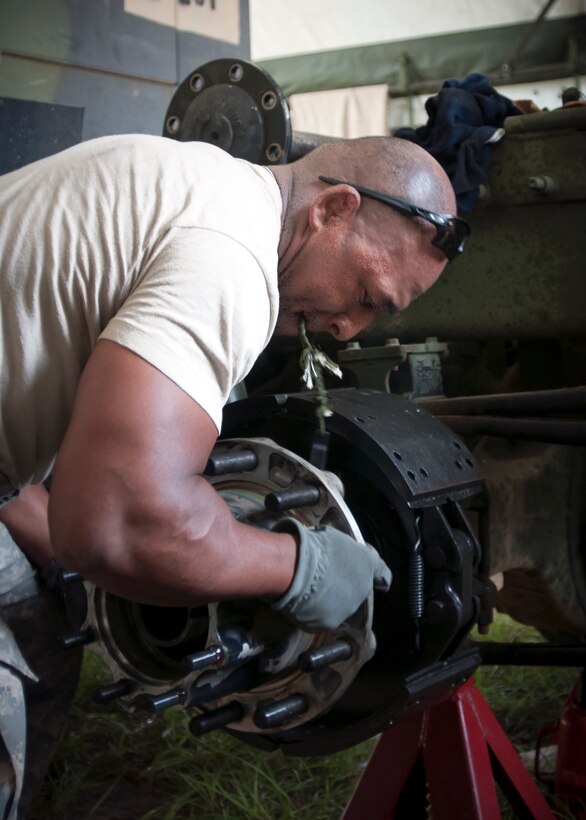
[473,617,579,751]
[31,616,580,819]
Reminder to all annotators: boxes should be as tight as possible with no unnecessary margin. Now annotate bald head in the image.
[269,137,456,339]
[289,136,455,214]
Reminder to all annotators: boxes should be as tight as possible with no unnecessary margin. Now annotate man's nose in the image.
[327,313,372,342]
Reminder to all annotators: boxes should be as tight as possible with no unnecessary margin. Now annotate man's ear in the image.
[308,185,361,232]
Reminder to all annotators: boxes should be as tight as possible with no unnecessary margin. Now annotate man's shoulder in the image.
[67,133,232,166]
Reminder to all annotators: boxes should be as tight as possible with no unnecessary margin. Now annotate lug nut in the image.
[183,645,225,672]
[93,679,133,703]
[148,688,187,713]
[204,450,257,476]
[253,694,308,729]
[59,570,83,584]
[189,701,244,736]
[298,639,353,672]
[264,484,320,512]
[58,628,94,650]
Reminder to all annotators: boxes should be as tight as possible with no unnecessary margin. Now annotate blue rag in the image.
[395,74,520,210]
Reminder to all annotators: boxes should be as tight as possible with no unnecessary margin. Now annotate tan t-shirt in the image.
[0,135,282,488]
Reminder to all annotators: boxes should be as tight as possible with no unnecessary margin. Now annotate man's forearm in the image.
[50,474,298,606]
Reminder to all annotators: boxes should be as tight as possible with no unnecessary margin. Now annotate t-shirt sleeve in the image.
[99,226,274,432]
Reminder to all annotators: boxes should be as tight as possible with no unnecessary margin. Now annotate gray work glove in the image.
[271,518,392,632]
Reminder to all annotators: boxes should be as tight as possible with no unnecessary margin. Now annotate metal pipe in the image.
[437,415,586,445]
[419,386,586,417]
[286,62,584,121]
[384,62,582,104]
[411,61,585,96]
[502,0,559,74]
[478,642,586,667]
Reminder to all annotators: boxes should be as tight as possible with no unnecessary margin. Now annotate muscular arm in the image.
[0,484,53,567]
[49,340,298,606]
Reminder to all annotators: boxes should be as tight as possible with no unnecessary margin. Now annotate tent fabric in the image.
[395,74,521,211]
[258,15,586,96]
[289,84,389,138]
[250,0,585,62]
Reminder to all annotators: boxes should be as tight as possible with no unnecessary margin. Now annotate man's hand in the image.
[0,485,54,568]
[271,518,392,632]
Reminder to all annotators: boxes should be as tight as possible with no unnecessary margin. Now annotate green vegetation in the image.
[473,617,578,750]
[31,616,579,819]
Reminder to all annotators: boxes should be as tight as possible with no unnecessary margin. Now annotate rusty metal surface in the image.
[359,107,586,342]
[473,438,586,634]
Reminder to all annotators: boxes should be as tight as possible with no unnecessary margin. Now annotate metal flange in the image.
[220,390,485,755]
[77,390,486,758]
[163,59,292,165]
[78,436,376,735]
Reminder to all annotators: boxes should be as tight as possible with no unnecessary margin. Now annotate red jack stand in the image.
[554,683,586,817]
[536,671,586,819]
[342,679,554,819]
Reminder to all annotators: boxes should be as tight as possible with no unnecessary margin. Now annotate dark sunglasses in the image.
[318,175,470,262]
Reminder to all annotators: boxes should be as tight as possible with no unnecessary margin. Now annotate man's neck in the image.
[267,165,295,266]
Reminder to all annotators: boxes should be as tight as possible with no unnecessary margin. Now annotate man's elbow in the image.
[50,504,131,582]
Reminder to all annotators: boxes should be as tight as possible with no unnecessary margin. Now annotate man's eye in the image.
[361,292,376,311]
